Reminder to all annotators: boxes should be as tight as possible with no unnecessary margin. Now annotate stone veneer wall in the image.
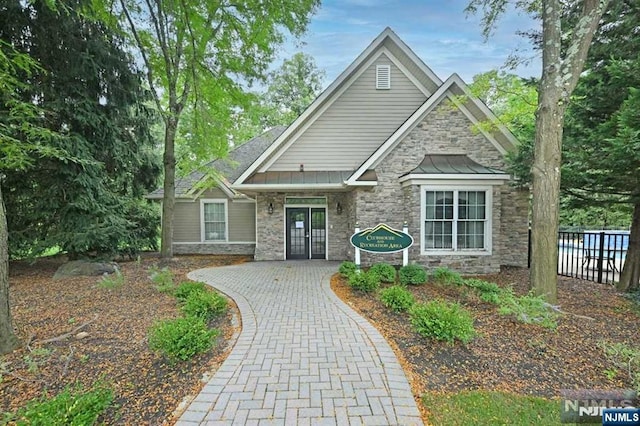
[254,192,353,261]
[173,243,255,255]
[354,102,529,273]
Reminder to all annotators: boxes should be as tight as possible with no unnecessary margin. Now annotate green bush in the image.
[149,267,175,294]
[182,290,227,320]
[97,270,124,289]
[174,281,207,302]
[7,383,113,426]
[409,300,476,344]
[497,291,559,329]
[339,261,358,277]
[464,278,503,304]
[379,285,415,312]
[432,267,463,285]
[369,263,397,283]
[148,316,218,361]
[348,271,380,293]
[399,264,427,285]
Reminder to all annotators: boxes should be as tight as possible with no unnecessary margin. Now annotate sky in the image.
[276,0,541,86]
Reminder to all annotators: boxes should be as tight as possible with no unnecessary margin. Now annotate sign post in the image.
[403,221,409,266]
[354,222,361,271]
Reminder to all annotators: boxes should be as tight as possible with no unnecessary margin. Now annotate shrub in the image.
[369,263,397,283]
[97,270,124,289]
[464,278,503,304]
[409,300,475,344]
[149,267,175,294]
[379,285,415,312]
[399,264,427,286]
[348,271,380,293]
[174,281,207,302]
[182,290,227,320]
[339,261,358,277]
[7,383,113,425]
[148,316,218,362]
[497,291,559,329]
[432,267,463,286]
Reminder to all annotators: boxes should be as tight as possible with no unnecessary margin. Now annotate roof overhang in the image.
[399,174,510,187]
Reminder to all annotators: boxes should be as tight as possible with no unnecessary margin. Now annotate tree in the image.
[467,0,610,302]
[0,0,161,259]
[99,0,320,258]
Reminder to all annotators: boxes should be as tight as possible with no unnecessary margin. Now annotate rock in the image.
[53,260,119,280]
[75,331,89,340]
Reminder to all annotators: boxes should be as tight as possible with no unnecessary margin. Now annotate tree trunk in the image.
[0,184,20,355]
[617,203,640,292]
[160,118,177,259]
[529,0,563,304]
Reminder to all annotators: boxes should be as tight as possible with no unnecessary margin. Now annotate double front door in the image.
[286,208,326,260]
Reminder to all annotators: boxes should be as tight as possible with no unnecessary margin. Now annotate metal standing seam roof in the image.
[403,154,506,176]
[244,170,354,185]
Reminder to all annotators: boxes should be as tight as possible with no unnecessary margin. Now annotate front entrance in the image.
[286,208,326,260]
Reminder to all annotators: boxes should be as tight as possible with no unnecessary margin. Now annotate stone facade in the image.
[173,243,255,255]
[351,102,529,273]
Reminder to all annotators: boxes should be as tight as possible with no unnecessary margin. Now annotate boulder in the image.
[53,260,119,280]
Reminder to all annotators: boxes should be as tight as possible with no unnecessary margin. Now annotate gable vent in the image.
[376,64,391,90]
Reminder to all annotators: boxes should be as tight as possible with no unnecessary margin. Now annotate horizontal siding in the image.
[228,202,256,242]
[270,54,427,171]
[200,188,228,199]
[173,201,200,242]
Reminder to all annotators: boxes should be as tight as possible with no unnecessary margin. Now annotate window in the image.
[422,188,491,254]
[201,200,227,242]
[376,64,391,89]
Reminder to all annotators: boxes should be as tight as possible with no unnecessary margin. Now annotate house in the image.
[151,27,529,274]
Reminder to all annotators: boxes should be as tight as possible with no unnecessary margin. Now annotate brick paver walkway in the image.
[176,261,423,426]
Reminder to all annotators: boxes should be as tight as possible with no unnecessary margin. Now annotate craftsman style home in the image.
[149,28,529,273]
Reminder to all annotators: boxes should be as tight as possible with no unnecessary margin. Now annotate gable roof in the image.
[345,74,519,185]
[233,27,442,188]
[147,126,286,200]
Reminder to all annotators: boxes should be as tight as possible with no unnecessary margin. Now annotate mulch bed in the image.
[331,267,640,422]
[2,254,250,425]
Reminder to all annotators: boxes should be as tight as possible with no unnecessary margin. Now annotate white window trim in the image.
[200,199,229,243]
[420,185,493,256]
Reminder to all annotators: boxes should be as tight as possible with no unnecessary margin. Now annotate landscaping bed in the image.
[1,254,250,424]
[331,266,640,424]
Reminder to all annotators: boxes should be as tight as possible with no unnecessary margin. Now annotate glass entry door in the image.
[286,207,326,260]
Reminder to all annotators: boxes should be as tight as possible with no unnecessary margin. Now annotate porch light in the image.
[336,202,343,215]
[268,202,274,215]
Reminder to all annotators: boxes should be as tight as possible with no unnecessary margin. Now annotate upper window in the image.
[201,200,227,242]
[421,188,491,254]
[376,64,391,90]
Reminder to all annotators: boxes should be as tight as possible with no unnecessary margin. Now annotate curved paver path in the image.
[176,261,423,426]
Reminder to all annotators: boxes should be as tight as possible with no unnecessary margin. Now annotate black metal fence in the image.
[556,231,630,284]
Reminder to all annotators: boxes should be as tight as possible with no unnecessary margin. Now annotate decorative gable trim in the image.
[233,27,442,188]
[345,74,519,185]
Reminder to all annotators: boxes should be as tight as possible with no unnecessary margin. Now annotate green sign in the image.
[350,223,413,253]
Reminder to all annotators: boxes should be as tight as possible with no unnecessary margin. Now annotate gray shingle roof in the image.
[147,126,286,199]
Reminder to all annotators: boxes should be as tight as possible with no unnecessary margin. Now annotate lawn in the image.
[332,266,640,425]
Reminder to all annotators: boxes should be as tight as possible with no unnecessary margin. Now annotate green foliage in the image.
[174,281,207,302]
[148,316,218,362]
[5,383,113,426]
[182,291,227,321]
[601,342,640,393]
[338,261,358,278]
[379,285,415,313]
[432,267,464,286]
[463,278,503,304]
[399,264,427,286]
[1,3,162,259]
[409,300,475,344]
[497,291,559,329]
[97,270,124,290]
[422,390,560,425]
[348,271,380,293]
[149,267,175,294]
[368,263,396,283]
